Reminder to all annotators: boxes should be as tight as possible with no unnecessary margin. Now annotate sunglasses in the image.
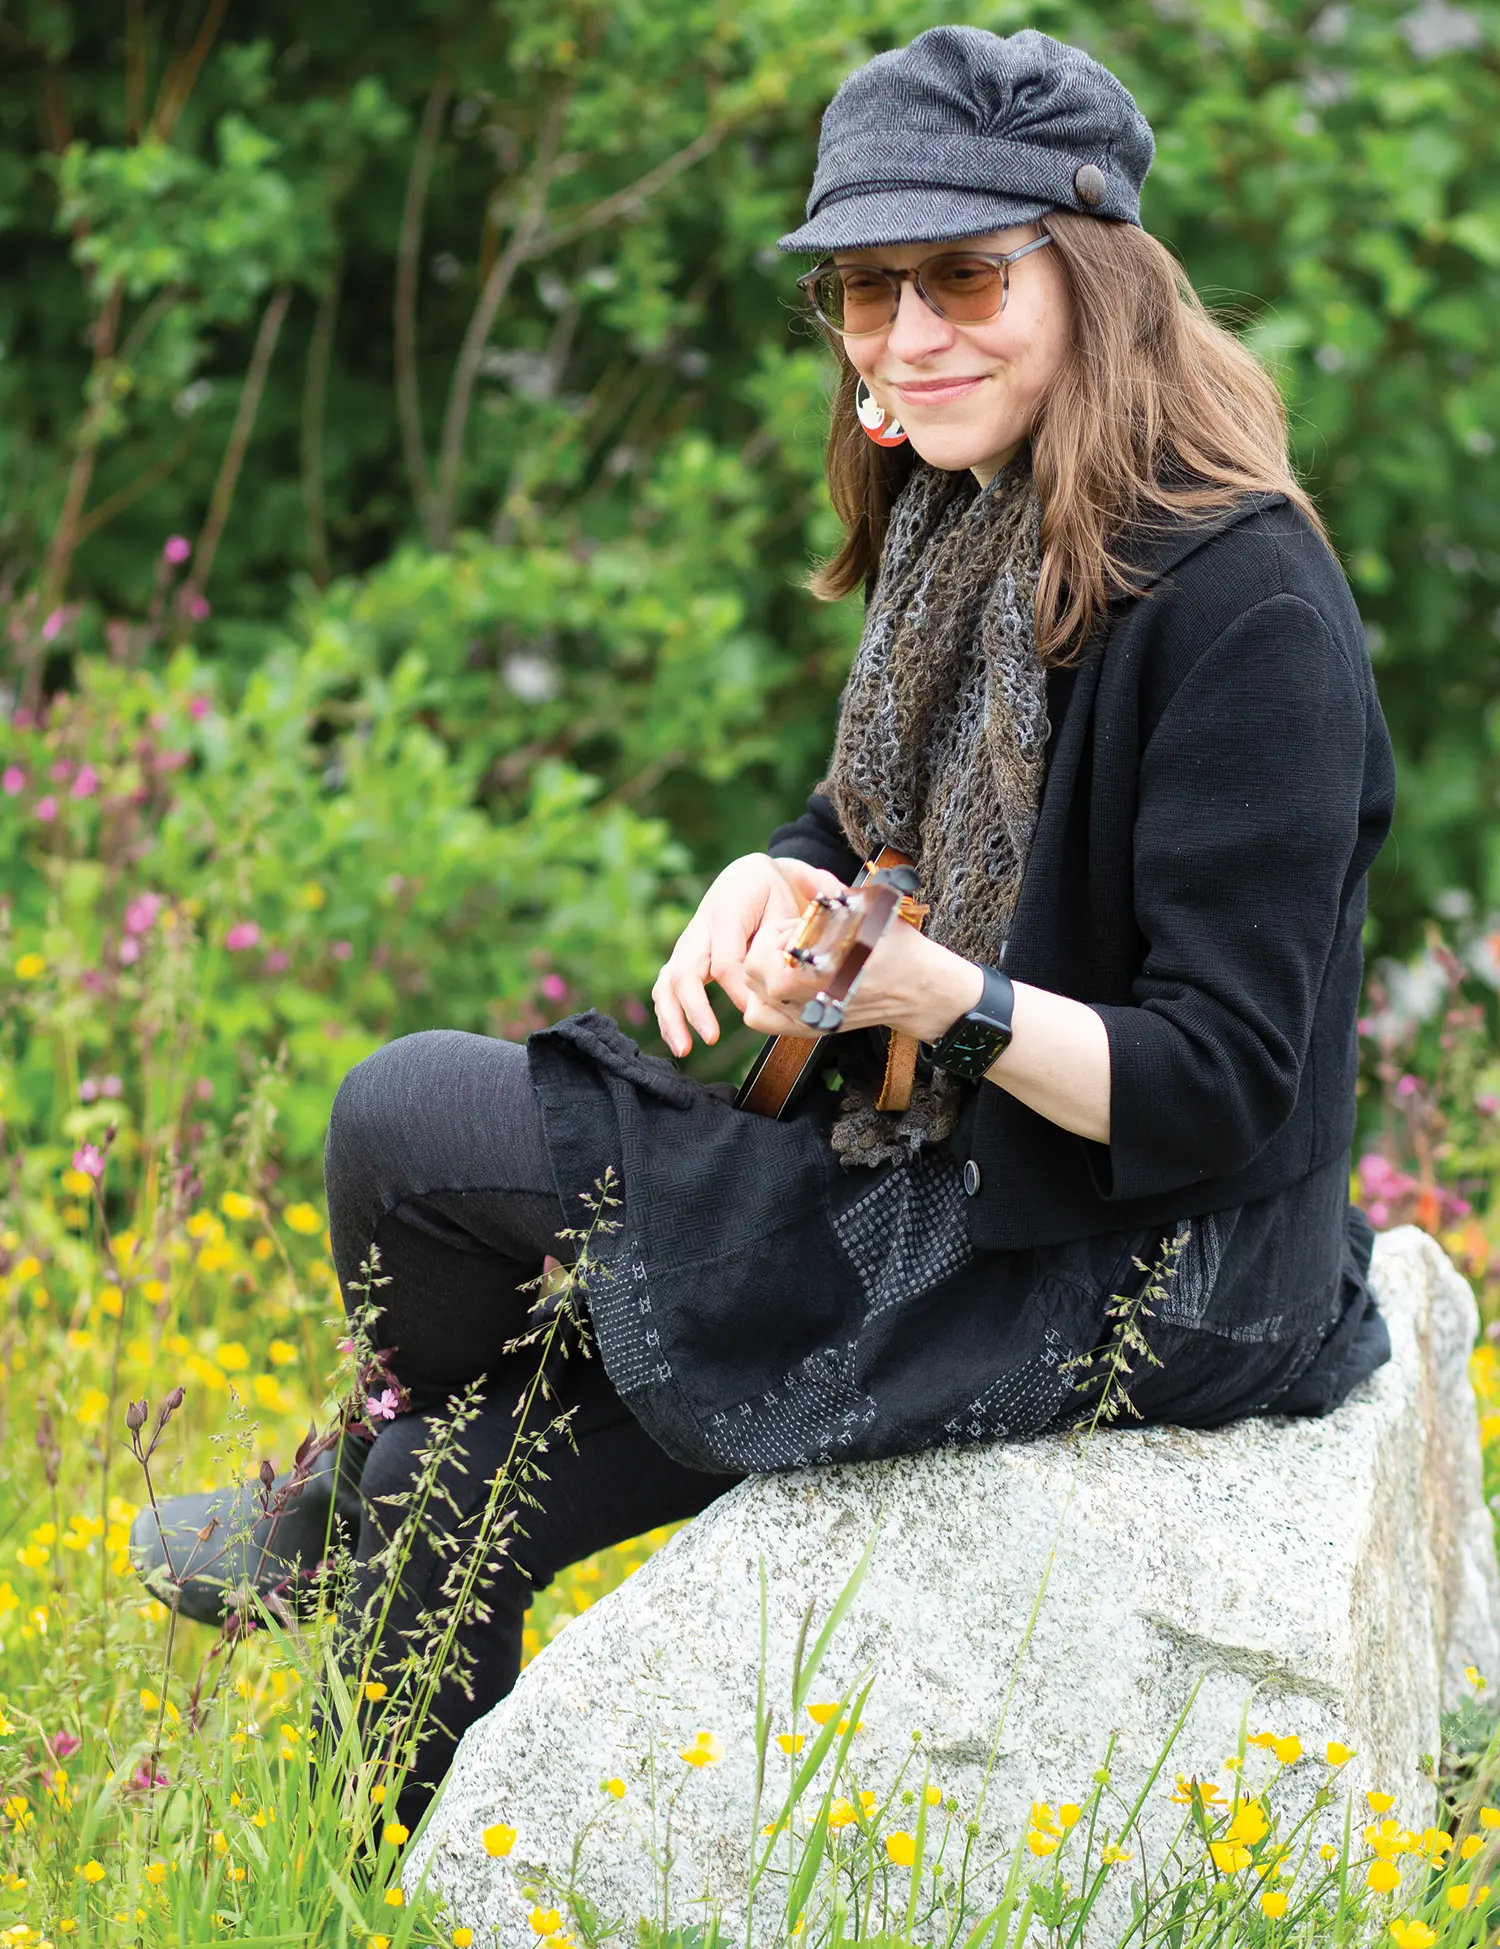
[796,235,1053,336]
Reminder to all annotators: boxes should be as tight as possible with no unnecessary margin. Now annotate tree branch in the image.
[395,77,451,543]
[429,92,570,548]
[302,264,342,588]
[188,282,292,607]
[150,0,232,144]
[40,279,124,605]
[525,120,730,260]
[74,435,194,547]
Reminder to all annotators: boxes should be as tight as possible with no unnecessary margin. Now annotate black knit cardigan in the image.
[767,493,1396,1251]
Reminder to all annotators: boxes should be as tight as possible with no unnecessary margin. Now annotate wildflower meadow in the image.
[5,0,1500,1940]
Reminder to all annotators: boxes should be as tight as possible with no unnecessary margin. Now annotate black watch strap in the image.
[925,964,1015,1083]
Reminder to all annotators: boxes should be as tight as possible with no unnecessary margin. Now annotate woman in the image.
[134,25,1395,1827]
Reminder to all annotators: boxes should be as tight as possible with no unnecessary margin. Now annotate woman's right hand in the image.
[652,853,848,1058]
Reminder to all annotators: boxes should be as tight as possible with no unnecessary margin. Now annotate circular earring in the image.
[854,376,908,448]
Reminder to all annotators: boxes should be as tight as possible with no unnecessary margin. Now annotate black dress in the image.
[526,1011,1387,1476]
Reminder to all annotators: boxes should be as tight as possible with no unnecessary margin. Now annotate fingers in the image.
[652,922,719,1058]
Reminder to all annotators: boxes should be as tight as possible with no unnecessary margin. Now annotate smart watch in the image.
[924,964,1015,1083]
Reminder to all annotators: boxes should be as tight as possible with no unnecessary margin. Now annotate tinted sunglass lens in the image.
[923,258,1007,320]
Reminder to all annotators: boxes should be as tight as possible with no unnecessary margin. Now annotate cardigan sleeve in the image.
[765,790,863,882]
[1088,593,1375,1201]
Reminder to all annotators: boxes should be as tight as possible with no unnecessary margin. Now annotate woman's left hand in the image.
[739,903,983,1045]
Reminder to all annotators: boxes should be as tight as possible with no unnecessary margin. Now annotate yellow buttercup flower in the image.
[1366,1860,1401,1894]
[1326,1741,1354,1766]
[827,1799,857,1831]
[1480,1805,1500,1830]
[602,1778,625,1799]
[925,1784,943,1806]
[1210,1842,1251,1874]
[1101,1844,1132,1866]
[806,1702,839,1726]
[1465,1665,1487,1691]
[776,1733,806,1754]
[1259,1890,1288,1917]
[1367,1792,1396,1813]
[885,1831,916,1866]
[1225,1801,1269,1846]
[1447,1883,1474,1909]
[283,1202,323,1236]
[1461,1833,1485,1860]
[528,1910,561,1935]
[453,1934,474,1948]
[363,1682,388,1702]
[678,1730,721,1767]
[1058,1802,1082,1828]
[481,1823,516,1857]
[383,1823,409,1847]
[1271,1735,1302,1766]
[13,954,44,981]
[78,1861,106,1883]
[1388,1923,1436,1949]
[383,1888,404,1907]
[144,1862,167,1885]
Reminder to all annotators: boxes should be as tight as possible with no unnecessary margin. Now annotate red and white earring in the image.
[855,375,908,448]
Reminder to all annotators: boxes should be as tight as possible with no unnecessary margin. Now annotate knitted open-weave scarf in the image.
[821,444,1048,1168]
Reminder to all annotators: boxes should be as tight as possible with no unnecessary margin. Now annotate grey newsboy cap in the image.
[778,25,1155,254]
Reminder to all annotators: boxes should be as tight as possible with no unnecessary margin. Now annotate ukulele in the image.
[734,847,923,1119]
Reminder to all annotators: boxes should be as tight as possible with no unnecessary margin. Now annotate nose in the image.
[882,276,957,365]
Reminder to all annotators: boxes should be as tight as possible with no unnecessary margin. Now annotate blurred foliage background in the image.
[1,0,1499,1169]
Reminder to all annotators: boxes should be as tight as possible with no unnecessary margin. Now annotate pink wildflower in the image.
[621,996,648,1026]
[124,894,162,935]
[540,973,568,1003]
[188,594,211,622]
[163,536,191,565]
[332,940,353,961]
[80,1079,99,1102]
[101,1075,122,1097]
[1478,1093,1499,1118]
[41,609,65,642]
[71,764,99,800]
[35,795,57,823]
[49,759,72,783]
[72,1144,105,1180]
[127,1761,169,1791]
[365,1387,401,1422]
[1394,1074,1420,1100]
[1,766,24,796]
[52,1730,81,1760]
[336,1337,355,1355]
[225,922,260,952]
[264,948,290,973]
[187,698,211,721]
[118,937,141,965]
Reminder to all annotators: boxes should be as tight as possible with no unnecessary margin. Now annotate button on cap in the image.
[963,1159,982,1198]
[1074,163,1107,207]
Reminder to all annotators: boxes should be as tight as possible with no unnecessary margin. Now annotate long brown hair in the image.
[806,208,1328,663]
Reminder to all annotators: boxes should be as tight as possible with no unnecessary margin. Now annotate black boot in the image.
[130,1434,372,1625]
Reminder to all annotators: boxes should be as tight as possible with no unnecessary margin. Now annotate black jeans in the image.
[324,1030,740,1827]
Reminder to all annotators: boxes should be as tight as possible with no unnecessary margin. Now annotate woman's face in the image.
[834,224,1071,485]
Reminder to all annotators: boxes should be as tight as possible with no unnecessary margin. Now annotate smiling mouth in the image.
[893,375,989,398]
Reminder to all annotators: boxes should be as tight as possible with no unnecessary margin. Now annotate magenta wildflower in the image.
[127,1761,169,1791]
[70,764,99,800]
[118,937,141,965]
[124,893,162,935]
[336,1337,355,1355]
[1394,1074,1420,1100]
[163,536,191,565]
[35,795,57,823]
[1,766,24,796]
[264,948,290,973]
[52,1730,82,1760]
[72,1145,105,1180]
[332,939,353,961]
[101,1075,122,1098]
[80,1078,99,1102]
[188,594,211,622]
[225,921,260,952]
[365,1387,401,1422]
[49,759,72,783]
[187,697,210,720]
[540,973,568,1002]
[41,609,65,643]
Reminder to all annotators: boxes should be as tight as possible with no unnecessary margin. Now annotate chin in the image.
[906,433,998,473]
